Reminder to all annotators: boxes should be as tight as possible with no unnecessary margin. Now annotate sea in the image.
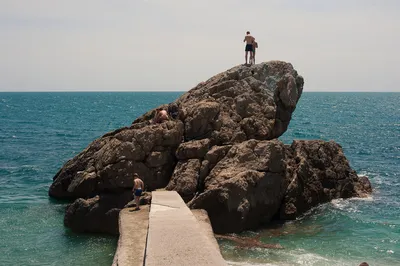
[0,92,398,266]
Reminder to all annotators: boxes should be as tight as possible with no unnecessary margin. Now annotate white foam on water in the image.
[293,252,331,265]
[357,171,374,177]
[226,261,279,266]
[331,198,361,213]
[225,249,355,266]
[349,196,374,201]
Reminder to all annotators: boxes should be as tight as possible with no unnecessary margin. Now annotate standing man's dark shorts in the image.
[245,44,253,51]
[134,188,142,197]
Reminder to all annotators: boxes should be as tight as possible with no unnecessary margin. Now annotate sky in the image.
[0,0,399,92]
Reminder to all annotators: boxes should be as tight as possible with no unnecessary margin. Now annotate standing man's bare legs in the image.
[135,194,140,210]
[245,51,249,64]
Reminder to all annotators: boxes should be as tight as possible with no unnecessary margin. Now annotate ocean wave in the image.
[225,249,358,266]
[357,171,374,177]
[291,251,333,265]
[292,196,374,223]
[331,199,360,213]
[226,261,279,266]
[350,196,374,201]
[331,197,374,211]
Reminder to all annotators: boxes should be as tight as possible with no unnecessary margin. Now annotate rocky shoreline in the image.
[49,61,372,234]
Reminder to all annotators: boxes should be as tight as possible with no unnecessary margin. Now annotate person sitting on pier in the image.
[132,173,144,211]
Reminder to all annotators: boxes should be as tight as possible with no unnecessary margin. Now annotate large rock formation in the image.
[49,61,371,235]
[188,140,372,233]
[188,139,288,233]
[279,140,371,220]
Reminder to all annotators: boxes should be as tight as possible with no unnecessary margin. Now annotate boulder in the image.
[49,61,372,235]
[64,191,133,234]
[50,61,303,202]
[354,175,373,198]
[49,120,184,199]
[166,159,201,202]
[188,139,287,233]
[279,140,373,220]
[136,61,304,144]
[188,139,372,233]
[175,139,211,160]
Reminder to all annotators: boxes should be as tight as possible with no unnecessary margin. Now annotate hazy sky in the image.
[1,0,399,92]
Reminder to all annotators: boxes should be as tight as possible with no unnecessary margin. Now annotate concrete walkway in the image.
[145,191,227,266]
[113,191,227,266]
[112,205,149,266]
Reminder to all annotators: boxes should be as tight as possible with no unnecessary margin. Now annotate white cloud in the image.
[0,0,399,91]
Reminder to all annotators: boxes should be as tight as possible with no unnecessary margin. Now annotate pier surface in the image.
[113,191,227,266]
[112,205,149,266]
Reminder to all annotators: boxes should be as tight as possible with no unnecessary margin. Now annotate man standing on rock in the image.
[132,173,144,210]
[243,31,255,65]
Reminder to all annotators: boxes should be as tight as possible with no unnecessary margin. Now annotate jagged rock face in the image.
[49,121,184,199]
[188,139,372,233]
[64,191,152,234]
[166,159,201,202]
[134,61,304,143]
[64,191,133,234]
[49,61,303,200]
[48,61,372,235]
[188,139,288,233]
[279,140,373,220]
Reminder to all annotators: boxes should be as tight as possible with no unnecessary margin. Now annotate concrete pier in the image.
[113,191,227,266]
[112,205,149,266]
[145,191,227,266]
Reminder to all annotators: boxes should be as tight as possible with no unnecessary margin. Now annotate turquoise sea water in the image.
[0,92,399,265]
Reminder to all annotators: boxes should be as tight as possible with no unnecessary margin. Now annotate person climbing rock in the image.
[153,108,169,123]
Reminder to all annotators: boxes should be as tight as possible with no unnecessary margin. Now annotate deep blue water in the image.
[0,92,399,266]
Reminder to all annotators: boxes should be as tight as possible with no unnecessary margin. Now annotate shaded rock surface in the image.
[279,140,373,220]
[49,61,371,235]
[64,191,133,234]
[50,121,184,199]
[189,140,372,233]
[188,139,287,233]
[165,159,201,202]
